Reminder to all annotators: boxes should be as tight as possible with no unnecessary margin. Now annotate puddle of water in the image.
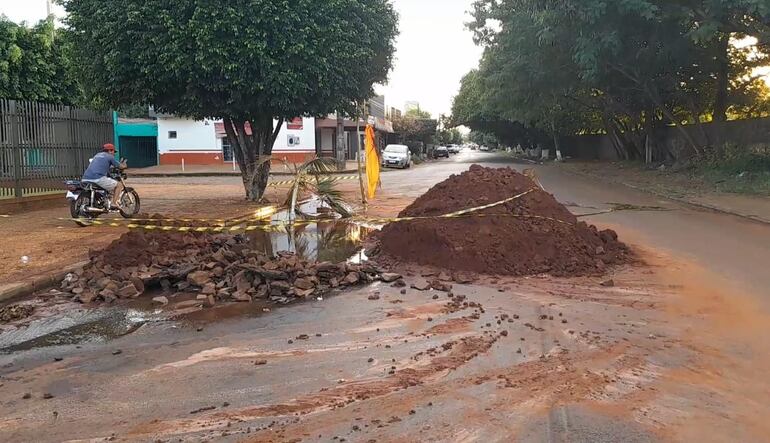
[248,201,375,263]
[0,308,158,354]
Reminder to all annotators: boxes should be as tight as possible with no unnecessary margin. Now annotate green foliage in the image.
[392,113,438,148]
[404,107,432,119]
[64,0,398,121]
[64,0,398,200]
[695,144,770,195]
[0,18,80,104]
[437,127,463,146]
[459,0,770,162]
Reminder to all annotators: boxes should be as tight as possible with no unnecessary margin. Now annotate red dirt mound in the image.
[92,231,223,268]
[372,165,628,277]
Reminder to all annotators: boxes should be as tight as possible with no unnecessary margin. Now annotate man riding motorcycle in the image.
[82,143,127,208]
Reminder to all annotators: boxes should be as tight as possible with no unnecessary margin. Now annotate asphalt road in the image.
[1,151,768,442]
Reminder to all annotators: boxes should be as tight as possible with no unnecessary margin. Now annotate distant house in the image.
[113,113,159,168]
[314,95,395,160]
[154,116,316,165]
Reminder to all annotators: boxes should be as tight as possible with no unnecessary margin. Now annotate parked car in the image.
[381,144,412,169]
[447,144,461,154]
[479,146,490,152]
[434,146,450,158]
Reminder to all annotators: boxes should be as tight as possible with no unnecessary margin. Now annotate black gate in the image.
[119,136,158,168]
[0,99,113,200]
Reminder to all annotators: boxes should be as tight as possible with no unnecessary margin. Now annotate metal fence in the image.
[0,99,113,200]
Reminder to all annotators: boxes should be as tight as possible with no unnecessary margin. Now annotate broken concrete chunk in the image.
[344,272,360,285]
[117,284,140,299]
[293,277,315,291]
[187,270,212,287]
[380,273,402,283]
[411,281,431,291]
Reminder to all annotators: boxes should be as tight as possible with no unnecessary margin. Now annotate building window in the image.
[168,131,177,139]
[222,137,234,162]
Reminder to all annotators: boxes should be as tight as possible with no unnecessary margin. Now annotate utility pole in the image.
[46,0,55,41]
[335,113,347,171]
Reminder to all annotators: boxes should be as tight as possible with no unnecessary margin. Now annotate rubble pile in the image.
[371,165,629,277]
[61,231,392,306]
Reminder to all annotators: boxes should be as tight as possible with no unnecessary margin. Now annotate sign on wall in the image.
[287,117,304,130]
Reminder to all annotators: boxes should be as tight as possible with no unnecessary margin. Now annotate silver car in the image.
[382,144,412,169]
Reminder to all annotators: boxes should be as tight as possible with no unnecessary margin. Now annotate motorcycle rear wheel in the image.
[73,193,101,227]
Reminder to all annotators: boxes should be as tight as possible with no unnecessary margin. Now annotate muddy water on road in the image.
[0,216,373,357]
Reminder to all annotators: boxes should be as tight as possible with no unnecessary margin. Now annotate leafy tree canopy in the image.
[459,0,770,162]
[0,18,80,105]
[64,0,399,200]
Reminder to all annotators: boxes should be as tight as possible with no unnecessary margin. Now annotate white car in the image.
[382,144,412,169]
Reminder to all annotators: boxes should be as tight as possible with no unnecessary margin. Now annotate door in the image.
[119,136,158,168]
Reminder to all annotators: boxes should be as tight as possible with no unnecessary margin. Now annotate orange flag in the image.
[364,125,380,199]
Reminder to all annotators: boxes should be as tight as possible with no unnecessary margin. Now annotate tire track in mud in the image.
[124,333,502,439]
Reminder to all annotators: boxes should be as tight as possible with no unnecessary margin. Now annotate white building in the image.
[156,116,316,165]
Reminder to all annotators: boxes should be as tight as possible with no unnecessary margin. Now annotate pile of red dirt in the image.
[93,231,222,268]
[371,165,628,277]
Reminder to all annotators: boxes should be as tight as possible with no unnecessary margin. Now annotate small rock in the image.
[201,283,217,295]
[174,300,205,309]
[380,273,402,283]
[152,296,169,306]
[42,393,54,399]
[391,279,407,288]
[232,292,252,303]
[117,284,140,298]
[255,360,267,366]
[293,277,315,290]
[600,279,615,287]
[400,289,407,295]
[344,272,360,285]
[411,281,431,291]
[187,270,212,287]
[112,349,122,355]
[22,393,31,399]
[368,294,380,301]
[429,280,452,292]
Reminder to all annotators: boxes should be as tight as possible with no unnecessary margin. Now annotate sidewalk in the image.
[129,161,363,177]
[561,161,770,225]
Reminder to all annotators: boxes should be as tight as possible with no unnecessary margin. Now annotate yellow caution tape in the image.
[267,175,360,187]
[68,189,555,232]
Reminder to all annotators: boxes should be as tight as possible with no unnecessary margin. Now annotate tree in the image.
[464,0,770,162]
[404,107,432,119]
[0,18,80,104]
[63,0,399,200]
[392,113,438,149]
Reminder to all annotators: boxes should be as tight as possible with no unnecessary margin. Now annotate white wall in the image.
[157,116,315,153]
[157,118,218,154]
[272,117,316,152]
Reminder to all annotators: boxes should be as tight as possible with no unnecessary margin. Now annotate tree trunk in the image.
[223,116,284,201]
[713,33,730,123]
[335,114,347,171]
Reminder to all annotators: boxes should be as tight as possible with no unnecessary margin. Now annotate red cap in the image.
[103,143,116,152]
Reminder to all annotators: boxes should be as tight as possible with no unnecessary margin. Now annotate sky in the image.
[375,0,483,118]
[0,0,484,118]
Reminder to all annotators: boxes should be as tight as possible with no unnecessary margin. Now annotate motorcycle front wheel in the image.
[118,189,141,218]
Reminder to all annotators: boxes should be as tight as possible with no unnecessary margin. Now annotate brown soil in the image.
[372,165,628,277]
[93,231,221,268]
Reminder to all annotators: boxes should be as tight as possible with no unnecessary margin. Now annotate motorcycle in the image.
[65,165,141,223]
